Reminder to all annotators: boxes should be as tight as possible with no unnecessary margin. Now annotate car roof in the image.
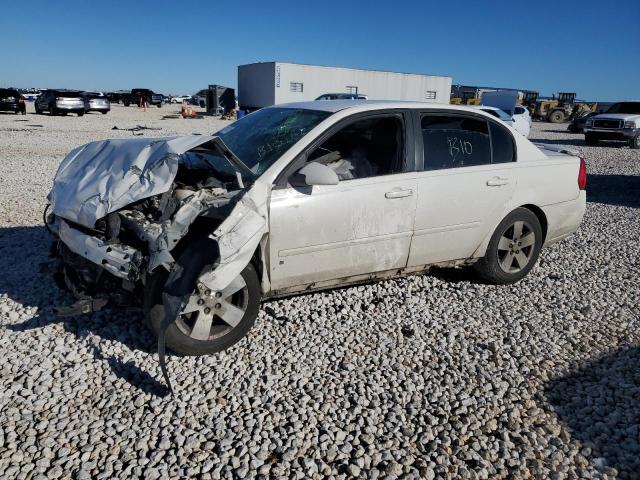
[274,100,502,115]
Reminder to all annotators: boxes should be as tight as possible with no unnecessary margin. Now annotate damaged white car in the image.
[46,101,587,358]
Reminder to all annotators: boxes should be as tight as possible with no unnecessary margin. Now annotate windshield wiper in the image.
[209,137,256,188]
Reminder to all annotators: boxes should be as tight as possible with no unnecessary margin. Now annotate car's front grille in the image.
[593,119,623,129]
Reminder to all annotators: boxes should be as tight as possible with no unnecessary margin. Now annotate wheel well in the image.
[520,204,548,242]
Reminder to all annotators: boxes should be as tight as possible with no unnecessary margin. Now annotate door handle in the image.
[486,177,509,187]
[385,189,414,199]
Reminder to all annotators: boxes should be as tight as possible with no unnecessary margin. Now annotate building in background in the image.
[238,62,452,111]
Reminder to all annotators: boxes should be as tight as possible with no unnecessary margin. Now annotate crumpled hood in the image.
[48,135,214,228]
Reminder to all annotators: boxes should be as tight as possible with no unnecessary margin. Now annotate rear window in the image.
[421,115,491,170]
[0,89,19,98]
[489,122,515,163]
[481,108,511,121]
[54,91,82,98]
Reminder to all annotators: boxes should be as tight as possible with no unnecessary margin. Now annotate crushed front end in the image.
[45,135,251,314]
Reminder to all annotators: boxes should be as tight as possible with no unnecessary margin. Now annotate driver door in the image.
[268,112,417,292]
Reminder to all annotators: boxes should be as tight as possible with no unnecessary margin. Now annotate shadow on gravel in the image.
[587,174,640,208]
[544,347,640,477]
[0,225,168,396]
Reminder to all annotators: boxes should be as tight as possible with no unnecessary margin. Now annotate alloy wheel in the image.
[175,274,249,341]
[496,220,536,273]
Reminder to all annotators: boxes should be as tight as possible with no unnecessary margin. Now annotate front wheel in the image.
[145,240,261,356]
[474,208,543,284]
[630,134,640,150]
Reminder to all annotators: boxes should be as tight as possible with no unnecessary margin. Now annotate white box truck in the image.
[238,62,452,111]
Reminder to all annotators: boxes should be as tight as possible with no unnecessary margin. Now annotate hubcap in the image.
[496,220,536,273]
[175,274,248,341]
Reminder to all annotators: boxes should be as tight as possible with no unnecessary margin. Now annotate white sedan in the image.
[47,101,586,357]
[170,95,191,104]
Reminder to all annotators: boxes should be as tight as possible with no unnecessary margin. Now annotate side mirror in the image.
[291,162,339,187]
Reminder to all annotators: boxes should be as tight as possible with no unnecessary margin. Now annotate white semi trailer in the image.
[238,61,452,111]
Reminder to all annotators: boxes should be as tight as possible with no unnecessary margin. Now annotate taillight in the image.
[578,157,587,190]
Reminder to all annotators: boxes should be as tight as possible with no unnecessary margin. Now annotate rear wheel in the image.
[49,103,57,116]
[585,133,599,146]
[123,99,130,107]
[145,239,261,356]
[474,208,543,284]
[77,111,84,116]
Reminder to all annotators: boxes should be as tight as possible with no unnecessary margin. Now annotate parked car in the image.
[0,88,27,114]
[106,90,130,104]
[46,101,586,356]
[191,89,207,107]
[568,111,598,133]
[583,101,640,148]
[316,93,368,100]
[122,88,163,107]
[171,95,191,104]
[476,106,530,137]
[35,90,85,116]
[82,92,111,114]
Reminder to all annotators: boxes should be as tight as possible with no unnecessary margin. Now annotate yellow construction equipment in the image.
[532,93,597,123]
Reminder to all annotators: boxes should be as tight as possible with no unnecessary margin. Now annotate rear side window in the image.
[489,122,515,163]
[421,115,491,170]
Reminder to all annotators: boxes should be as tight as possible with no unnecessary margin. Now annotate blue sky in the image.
[1,0,638,101]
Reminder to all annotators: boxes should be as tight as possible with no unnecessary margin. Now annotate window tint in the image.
[306,115,404,180]
[514,106,526,115]
[421,115,491,170]
[489,122,515,163]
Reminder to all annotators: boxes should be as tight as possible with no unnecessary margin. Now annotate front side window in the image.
[214,107,331,176]
[421,115,491,170]
[306,115,405,180]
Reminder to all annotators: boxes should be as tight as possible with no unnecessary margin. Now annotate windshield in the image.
[606,102,640,114]
[214,107,332,176]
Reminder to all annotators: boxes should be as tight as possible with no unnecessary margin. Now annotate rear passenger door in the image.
[407,112,517,267]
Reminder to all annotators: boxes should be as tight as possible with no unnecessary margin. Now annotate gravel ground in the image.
[0,106,638,480]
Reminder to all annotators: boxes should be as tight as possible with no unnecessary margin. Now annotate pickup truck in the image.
[46,101,586,360]
[122,88,163,108]
[584,101,640,149]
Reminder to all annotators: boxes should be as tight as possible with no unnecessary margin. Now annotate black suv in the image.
[122,88,163,107]
[0,88,27,114]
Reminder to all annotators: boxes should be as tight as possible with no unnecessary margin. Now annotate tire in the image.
[35,105,42,114]
[548,110,565,123]
[585,133,599,146]
[101,111,108,115]
[77,111,84,117]
[630,134,640,150]
[123,99,130,107]
[144,239,261,356]
[474,208,543,285]
[157,104,162,108]
[49,103,57,116]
